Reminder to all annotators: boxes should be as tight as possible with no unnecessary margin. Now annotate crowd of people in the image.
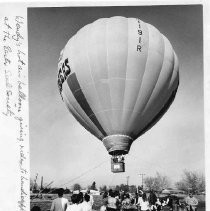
[50,189,94,211]
[100,189,164,211]
[100,189,198,211]
[31,188,199,211]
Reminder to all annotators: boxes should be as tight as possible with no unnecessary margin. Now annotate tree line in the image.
[30,170,205,194]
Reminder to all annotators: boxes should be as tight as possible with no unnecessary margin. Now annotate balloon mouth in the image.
[102,134,133,155]
[109,150,127,156]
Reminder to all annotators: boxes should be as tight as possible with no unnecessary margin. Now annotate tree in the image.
[129,185,137,193]
[144,177,155,191]
[30,178,34,191]
[155,172,171,191]
[115,185,120,192]
[30,178,39,192]
[119,184,129,192]
[64,188,71,194]
[144,172,171,192]
[90,181,97,190]
[175,170,205,194]
[100,185,108,192]
[73,183,81,191]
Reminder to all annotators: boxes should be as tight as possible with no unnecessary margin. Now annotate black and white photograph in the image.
[0,2,209,211]
[28,5,205,211]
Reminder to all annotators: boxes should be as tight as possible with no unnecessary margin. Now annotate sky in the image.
[28,5,204,189]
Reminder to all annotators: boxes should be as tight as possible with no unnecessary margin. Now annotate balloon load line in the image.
[47,160,108,193]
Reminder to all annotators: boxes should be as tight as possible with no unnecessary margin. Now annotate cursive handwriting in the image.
[19,144,26,171]
[15,116,24,141]
[17,50,26,66]
[12,16,24,44]
[2,89,15,117]
[17,81,26,112]
[4,69,12,89]
[1,15,28,211]
[3,45,12,65]
[18,175,27,211]
[3,17,12,41]
[4,16,12,30]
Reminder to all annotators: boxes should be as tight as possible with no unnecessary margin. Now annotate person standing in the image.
[87,190,94,209]
[107,190,118,211]
[140,193,150,211]
[122,193,131,206]
[166,194,173,211]
[185,193,198,211]
[100,192,108,211]
[121,193,131,211]
[78,192,84,204]
[50,188,68,211]
[148,190,157,211]
[66,194,82,211]
[80,194,92,211]
[155,197,162,211]
[136,191,143,210]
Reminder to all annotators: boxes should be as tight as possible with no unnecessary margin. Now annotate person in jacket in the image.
[185,193,198,211]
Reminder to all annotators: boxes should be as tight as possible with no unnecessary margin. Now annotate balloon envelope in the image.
[57,16,179,155]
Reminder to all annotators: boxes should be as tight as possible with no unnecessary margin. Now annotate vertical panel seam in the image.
[121,18,129,133]
[141,32,166,115]
[106,18,113,133]
[85,22,108,137]
[82,24,107,137]
[129,20,149,122]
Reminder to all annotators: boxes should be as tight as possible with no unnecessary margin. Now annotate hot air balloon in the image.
[57,16,179,173]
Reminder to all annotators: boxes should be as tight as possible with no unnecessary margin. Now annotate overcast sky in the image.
[28,5,204,189]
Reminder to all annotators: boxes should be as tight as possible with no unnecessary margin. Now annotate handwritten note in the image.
[0,7,29,211]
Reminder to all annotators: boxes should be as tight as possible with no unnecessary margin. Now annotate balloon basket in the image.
[111,156,125,173]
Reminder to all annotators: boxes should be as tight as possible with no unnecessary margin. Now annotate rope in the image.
[46,159,108,194]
